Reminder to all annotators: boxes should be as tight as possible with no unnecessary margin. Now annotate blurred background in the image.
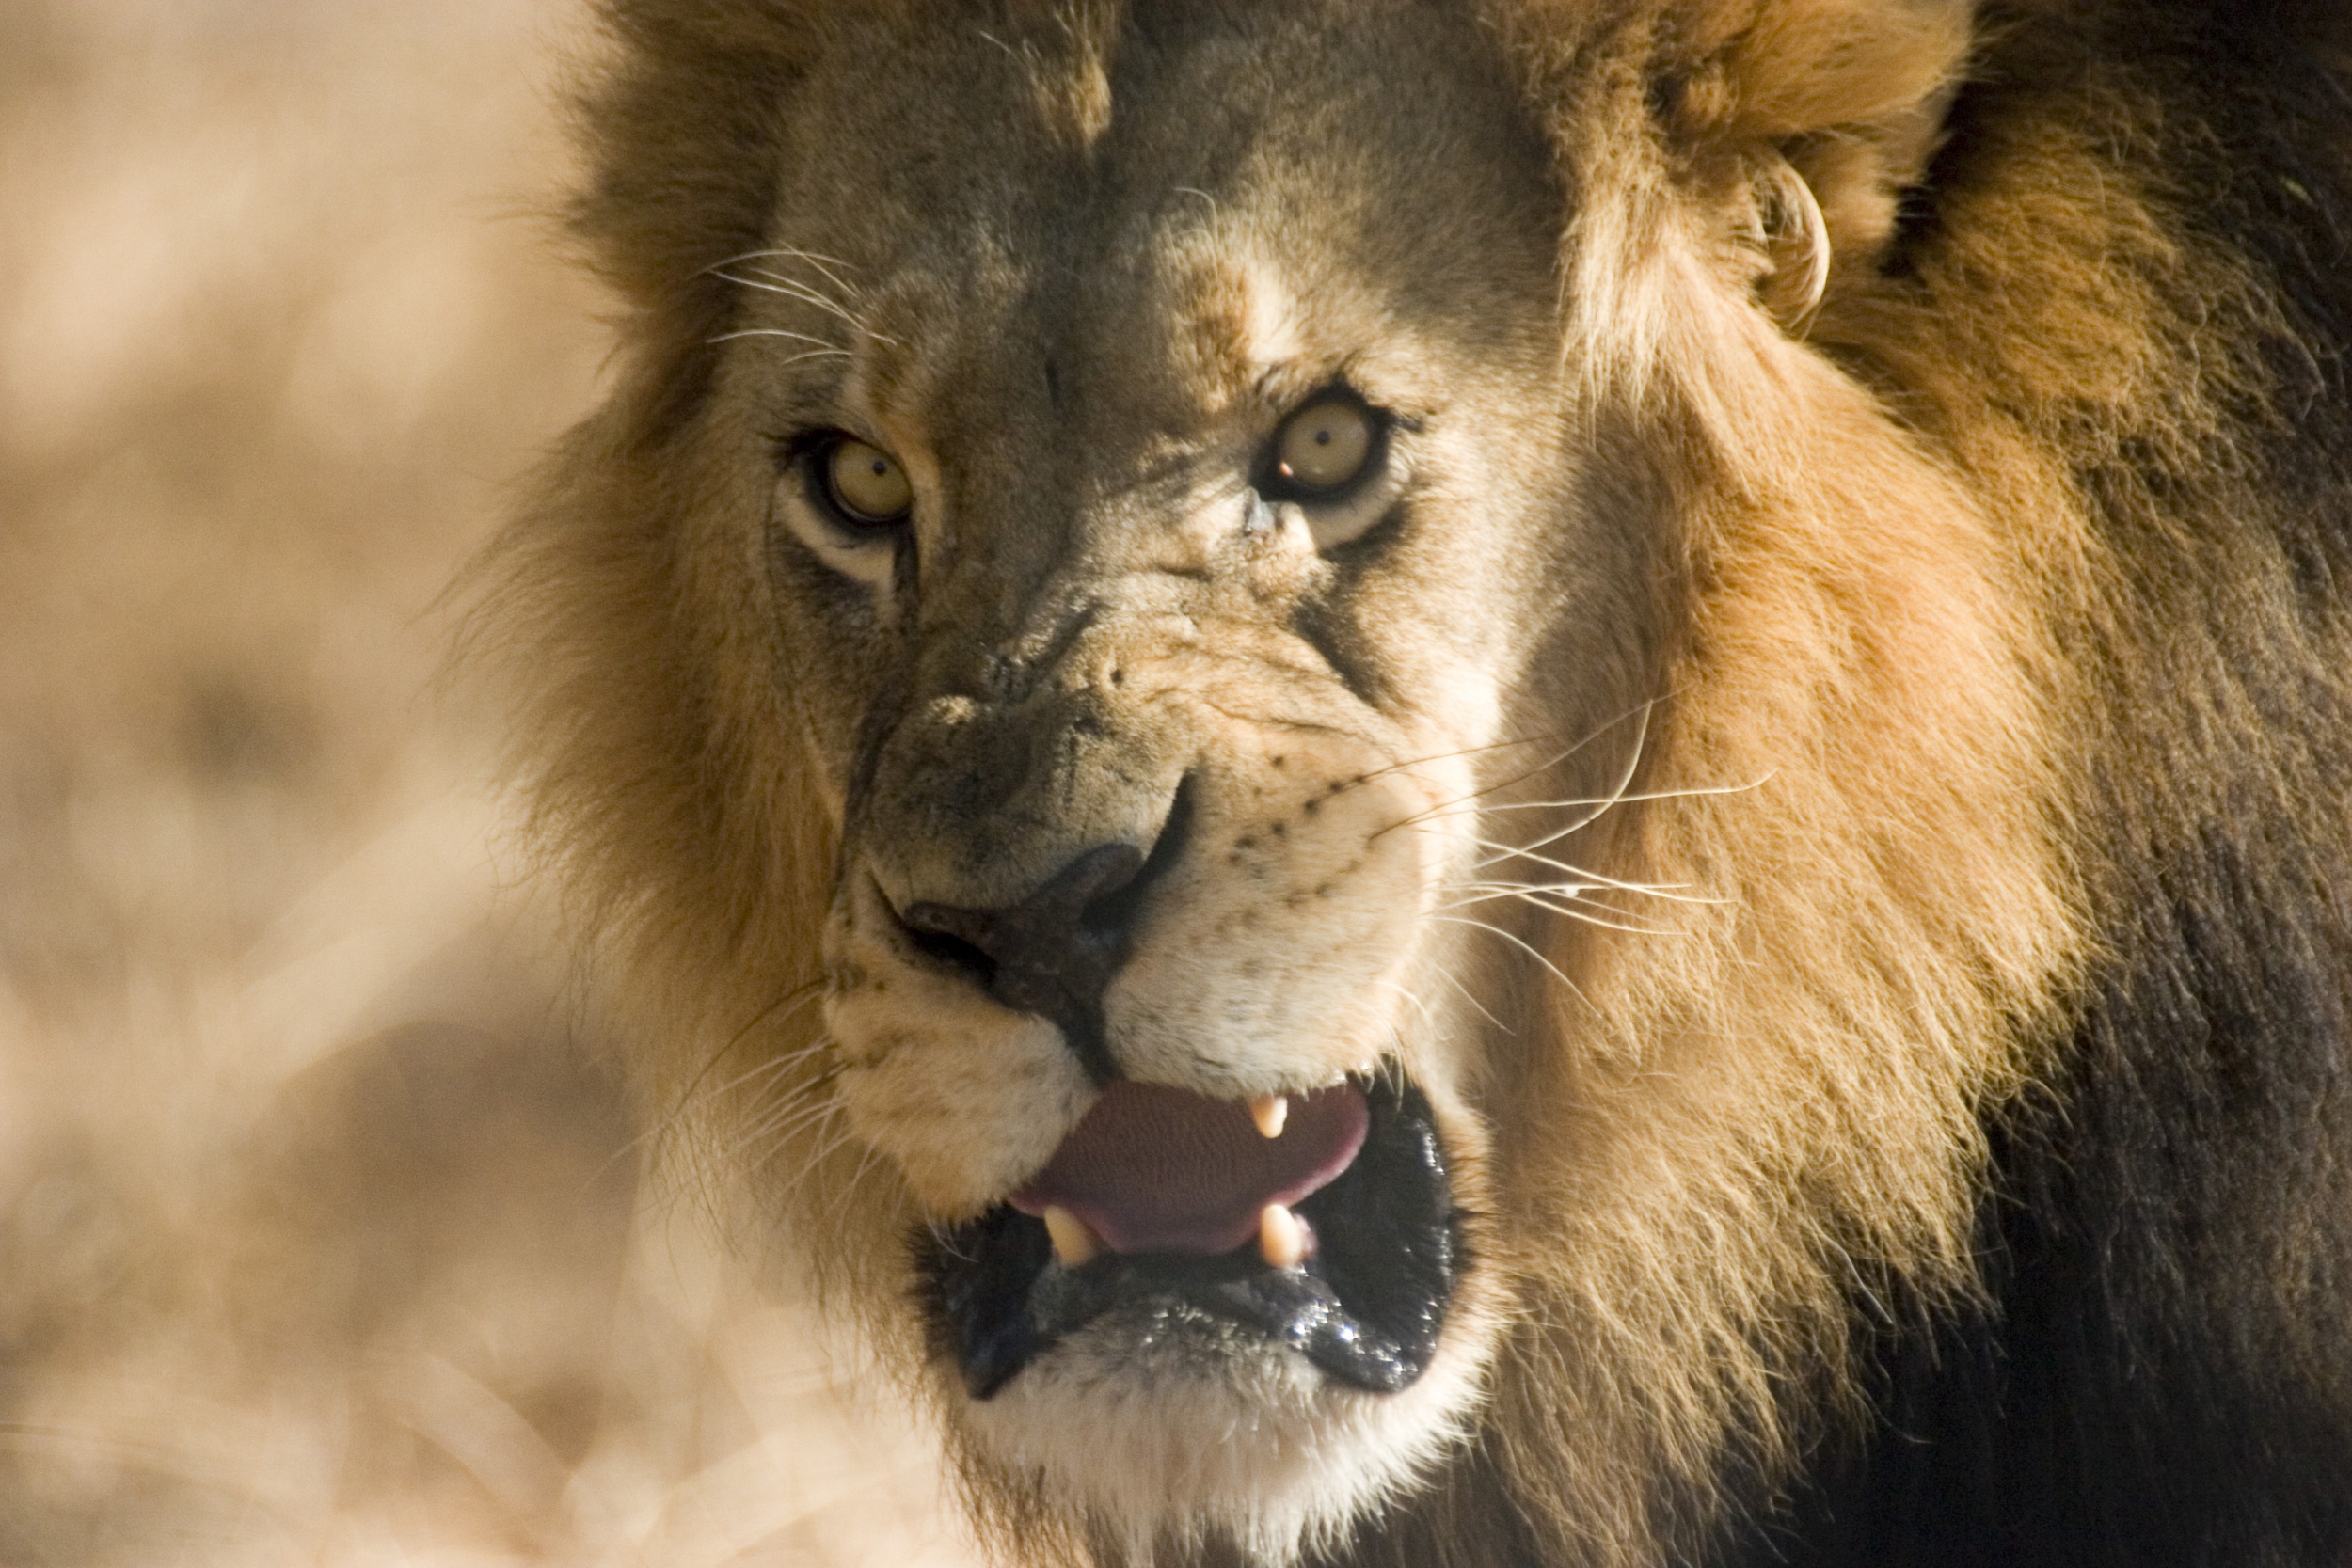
[0,3,975,1562]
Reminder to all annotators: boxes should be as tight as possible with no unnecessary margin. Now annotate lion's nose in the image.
[896,783,1193,1081]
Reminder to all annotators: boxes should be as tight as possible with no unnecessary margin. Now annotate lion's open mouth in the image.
[918,1074,1457,1399]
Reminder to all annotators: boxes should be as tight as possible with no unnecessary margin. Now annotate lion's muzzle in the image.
[824,594,1476,1404]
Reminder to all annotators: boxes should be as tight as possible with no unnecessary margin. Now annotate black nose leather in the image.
[897,773,1198,1079]
[900,842,1147,1082]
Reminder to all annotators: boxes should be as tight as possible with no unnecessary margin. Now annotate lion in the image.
[483,0,2352,1562]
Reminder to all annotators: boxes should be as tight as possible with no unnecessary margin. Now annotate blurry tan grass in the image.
[0,4,976,1562]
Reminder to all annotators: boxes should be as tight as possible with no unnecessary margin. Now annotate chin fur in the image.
[948,1297,1498,1568]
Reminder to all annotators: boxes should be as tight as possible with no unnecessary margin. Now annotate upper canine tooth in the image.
[1249,1094,1289,1140]
[1260,1203,1308,1270]
[1043,1205,1101,1269]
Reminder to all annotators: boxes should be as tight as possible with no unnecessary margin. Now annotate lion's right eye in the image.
[775,432,915,590]
[822,437,914,528]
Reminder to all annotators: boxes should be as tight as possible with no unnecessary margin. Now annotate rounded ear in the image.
[1664,0,1974,329]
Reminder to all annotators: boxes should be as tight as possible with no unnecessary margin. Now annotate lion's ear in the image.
[1663,0,1973,329]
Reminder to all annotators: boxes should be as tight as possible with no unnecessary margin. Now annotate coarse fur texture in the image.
[480,0,2352,1563]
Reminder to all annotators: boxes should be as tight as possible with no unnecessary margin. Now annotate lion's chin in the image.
[960,1304,1489,1565]
[918,1075,1486,1561]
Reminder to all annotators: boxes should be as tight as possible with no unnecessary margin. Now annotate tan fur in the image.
[471,0,2284,1561]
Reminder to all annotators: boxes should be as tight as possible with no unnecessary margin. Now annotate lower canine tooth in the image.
[1259,1203,1308,1270]
[1249,1094,1289,1139]
[1043,1206,1101,1268]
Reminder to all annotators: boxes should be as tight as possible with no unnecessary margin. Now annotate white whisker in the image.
[701,245,858,282]
[631,989,829,1160]
[1368,975,1439,1031]
[1429,915,1594,1009]
[717,267,901,346]
[1459,839,1727,905]
[726,1085,842,1159]
[696,1052,811,1110]
[738,244,862,300]
[705,326,847,352]
[1422,959,1508,1030]
[1373,700,1658,841]
[827,1139,891,1221]
[772,1112,864,1192]
[1445,778,1773,817]
[1438,886,1677,938]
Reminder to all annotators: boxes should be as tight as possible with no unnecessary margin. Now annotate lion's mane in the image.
[484,1,2352,1563]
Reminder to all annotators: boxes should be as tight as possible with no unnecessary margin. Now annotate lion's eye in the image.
[1275,398,1375,493]
[824,437,914,525]
[1259,392,1396,551]
[775,432,915,590]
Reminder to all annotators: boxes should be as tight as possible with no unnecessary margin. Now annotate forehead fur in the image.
[572,0,1973,447]
[667,0,1578,561]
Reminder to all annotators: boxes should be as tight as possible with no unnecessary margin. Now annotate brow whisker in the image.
[702,245,858,280]
[716,267,901,346]
[733,244,863,300]
[705,327,850,354]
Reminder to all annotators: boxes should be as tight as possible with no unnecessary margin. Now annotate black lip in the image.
[915,1076,1458,1399]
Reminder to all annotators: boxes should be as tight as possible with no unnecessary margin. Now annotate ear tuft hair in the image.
[1668,0,1973,316]
[1753,150,1832,330]
[1672,0,1971,143]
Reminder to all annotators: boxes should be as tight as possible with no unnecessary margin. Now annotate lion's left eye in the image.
[1274,398,1376,495]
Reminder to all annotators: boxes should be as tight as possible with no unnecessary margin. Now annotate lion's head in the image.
[493,0,2096,1561]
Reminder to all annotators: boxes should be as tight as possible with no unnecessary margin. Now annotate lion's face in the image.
[697,0,1662,1547]
[527,0,2078,1560]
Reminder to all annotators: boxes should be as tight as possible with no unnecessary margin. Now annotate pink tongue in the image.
[1011,1082,1369,1257]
